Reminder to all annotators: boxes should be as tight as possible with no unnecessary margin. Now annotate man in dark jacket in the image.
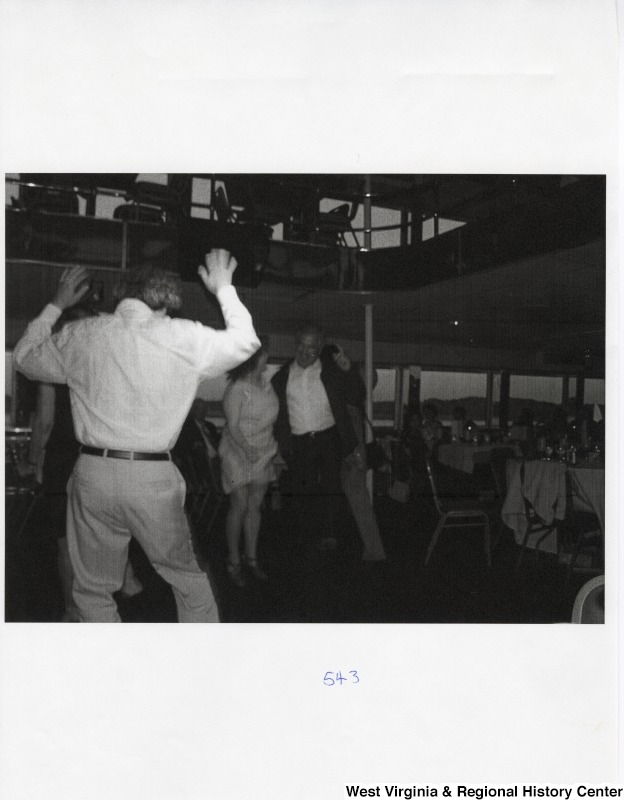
[272,324,365,549]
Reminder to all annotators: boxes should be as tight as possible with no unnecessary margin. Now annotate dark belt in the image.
[80,446,171,461]
[292,425,337,441]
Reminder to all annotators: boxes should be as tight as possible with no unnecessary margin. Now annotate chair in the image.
[489,447,516,503]
[515,460,560,571]
[571,575,604,623]
[182,444,210,524]
[314,202,360,248]
[560,472,603,581]
[5,482,40,544]
[424,458,491,568]
[19,174,79,215]
[5,433,40,544]
[178,440,226,545]
[201,443,227,542]
[226,179,304,231]
[113,175,186,223]
[213,185,237,222]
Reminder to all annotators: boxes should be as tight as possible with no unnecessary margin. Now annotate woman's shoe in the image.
[227,561,247,588]
[245,558,268,581]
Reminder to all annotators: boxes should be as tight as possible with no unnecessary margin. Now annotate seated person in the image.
[420,402,443,450]
[515,407,535,427]
[543,405,570,444]
[451,405,477,440]
[400,411,429,498]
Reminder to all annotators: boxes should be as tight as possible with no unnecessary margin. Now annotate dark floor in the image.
[5,486,599,624]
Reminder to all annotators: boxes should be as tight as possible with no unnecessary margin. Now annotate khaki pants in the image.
[67,454,219,623]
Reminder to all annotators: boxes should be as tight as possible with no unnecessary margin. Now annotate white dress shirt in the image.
[13,285,260,452]
[286,358,336,435]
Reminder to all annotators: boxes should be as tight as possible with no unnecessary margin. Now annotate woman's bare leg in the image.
[242,482,268,562]
[226,486,248,566]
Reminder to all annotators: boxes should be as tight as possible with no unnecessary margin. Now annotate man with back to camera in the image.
[271,323,365,551]
[14,249,260,622]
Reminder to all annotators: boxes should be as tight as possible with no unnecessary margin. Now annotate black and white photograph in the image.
[0,1,620,798]
[4,172,607,625]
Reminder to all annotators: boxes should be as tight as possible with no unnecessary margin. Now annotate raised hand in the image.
[197,249,238,295]
[52,266,91,311]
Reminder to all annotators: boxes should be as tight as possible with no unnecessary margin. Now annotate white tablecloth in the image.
[501,459,567,552]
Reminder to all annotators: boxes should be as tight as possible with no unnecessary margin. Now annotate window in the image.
[371,368,398,426]
[190,177,213,219]
[585,379,605,405]
[420,370,487,425]
[371,207,401,249]
[422,217,466,241]
[509,375,563,425]
[5,174,19,207]
[94,194,125,219]
[319,199,402,249]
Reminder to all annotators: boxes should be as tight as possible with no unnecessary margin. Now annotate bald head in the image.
[295,324,324,368]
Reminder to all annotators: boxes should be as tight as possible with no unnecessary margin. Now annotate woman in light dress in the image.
[219,339,278,587]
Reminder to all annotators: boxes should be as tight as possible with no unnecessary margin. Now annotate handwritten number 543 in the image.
[323,670,359,686]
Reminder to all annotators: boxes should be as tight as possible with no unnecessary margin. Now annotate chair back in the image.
[213,185,236,222]
[174,440,226,533]
[564,470,599,526]
[205,448,225,499]
[571,575,605,623]
[518,459,539,522]
[490,447,515,501]
[173,443,206,499]
[116,177,185,223]
[425,458,444,515]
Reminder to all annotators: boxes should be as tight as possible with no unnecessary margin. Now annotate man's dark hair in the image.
[295,322,324,343]
[114,266,182,313]
[452,405,466,420]
[422,402,438,418]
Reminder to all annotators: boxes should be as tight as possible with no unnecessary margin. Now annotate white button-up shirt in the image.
[13,286,260,452]
[286,358,336,435]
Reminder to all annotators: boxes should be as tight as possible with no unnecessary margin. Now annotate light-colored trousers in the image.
[66,454,219,623]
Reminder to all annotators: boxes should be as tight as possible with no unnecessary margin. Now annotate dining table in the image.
[501,457,605,554]
[5,427,33,483]
[501,458,567,553]
[436,441,521,474]
[567,461,605,533]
